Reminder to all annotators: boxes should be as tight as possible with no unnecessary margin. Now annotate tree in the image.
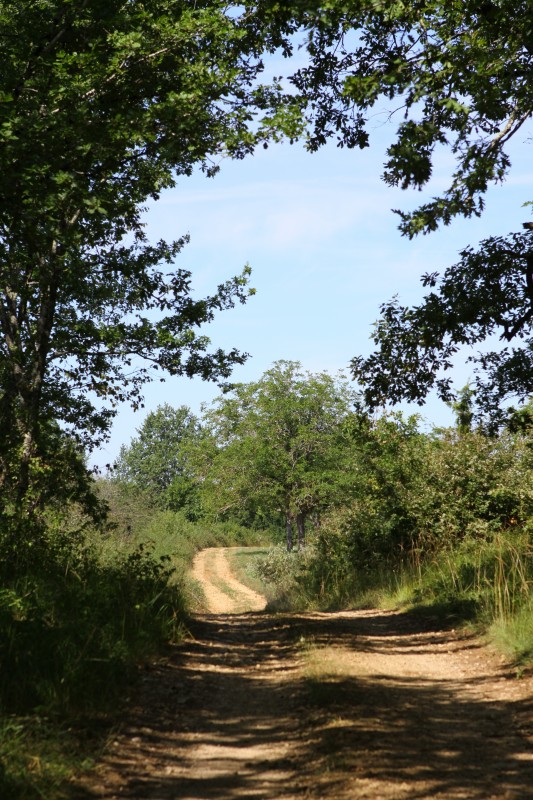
[259,0,533,235]
[113,404,200,513]
[249,1,533,420]
[0,0,301,511]
[306,410,428,590]
[192,361,356,549]
[451,386,475,436]
[351,231,533,427]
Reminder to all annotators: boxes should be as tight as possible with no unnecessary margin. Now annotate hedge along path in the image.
[80,548,533,800]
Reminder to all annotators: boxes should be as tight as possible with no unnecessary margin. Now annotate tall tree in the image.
[192,361,356,549]
[0,0,300,510]
[113,404,200,512]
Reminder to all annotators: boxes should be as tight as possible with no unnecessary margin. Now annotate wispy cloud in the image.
[148,175,388,254]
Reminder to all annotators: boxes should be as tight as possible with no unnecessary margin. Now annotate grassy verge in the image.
[0,529,186,799]
[224,546,270,596]
[253,544,319,610]
[0,715,109,800]
[255,533,533,669]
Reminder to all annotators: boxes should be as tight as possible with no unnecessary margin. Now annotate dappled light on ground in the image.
[78,551,533,800]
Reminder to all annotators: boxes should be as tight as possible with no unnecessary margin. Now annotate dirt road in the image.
[190,547,267,613]
[81,548,533,800]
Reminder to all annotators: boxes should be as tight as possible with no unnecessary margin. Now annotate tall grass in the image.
[257,530,533,666]
[409,533,533,621]
[0,535,186,715]
[254,544,320,610]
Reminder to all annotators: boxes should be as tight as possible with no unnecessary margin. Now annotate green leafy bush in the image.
[274,419,533,642]
[0,530,186,715]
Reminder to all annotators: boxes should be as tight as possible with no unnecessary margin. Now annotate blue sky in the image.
[92,114,533,471]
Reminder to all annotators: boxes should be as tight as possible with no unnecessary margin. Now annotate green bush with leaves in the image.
[0,530,186,715]
[0,502,194,798]
[113,405,202,515]
[277,415,533,631]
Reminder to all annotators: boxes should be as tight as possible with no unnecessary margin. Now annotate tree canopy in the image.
[351,231,533,427]
[259,0,533,234]
[113,404,200,512]
[0,0,301,508]
[4,0,533,512]
[190,361,356,549]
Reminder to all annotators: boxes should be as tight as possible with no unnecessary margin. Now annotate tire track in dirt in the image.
[79,611,305,799]
[78,549,533,800]
[191,547,267,614]
[295,609,533,799]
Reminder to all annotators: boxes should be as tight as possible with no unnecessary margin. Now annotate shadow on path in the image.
[78,611,533,799]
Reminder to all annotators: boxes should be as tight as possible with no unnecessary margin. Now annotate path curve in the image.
[191,546,267,613]
[78,552,533,800]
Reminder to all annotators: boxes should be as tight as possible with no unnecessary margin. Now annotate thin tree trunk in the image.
[296,512,305,549]
[0,276,58,507]
[286,515,293,552]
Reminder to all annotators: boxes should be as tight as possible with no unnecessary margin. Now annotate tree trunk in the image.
[286,515,293,552]
[296,512,305,549]
[0,251,60,508]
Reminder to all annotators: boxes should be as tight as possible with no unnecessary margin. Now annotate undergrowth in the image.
[225,546,271,598]
[0,519,186,798]
[254,544,318,610]
[258,532,533,665]
[0,482,270,799]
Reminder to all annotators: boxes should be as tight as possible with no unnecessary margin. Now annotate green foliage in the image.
[254,544,317,610]
[0,479,270,796]
[297,413,425,595]
[135,509,265,569]
[191,361,357,548]
[113,404,201,514]
[260,0,533,235]
[0,532,186,715]
[0,424,106,557]
[413,532,533,621]
[95,477,155,540]
[351,232,533,424]
[0,0,301,509]
[260,412,533,649]
[224,546,272,598]
[490,598,533,664]
[0,714,92,800]
[0,504,192,797]
[450,385,475,435]
[247,3,533,422]
[93,484,273,608]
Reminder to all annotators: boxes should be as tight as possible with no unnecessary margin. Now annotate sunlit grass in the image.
[490,603,533,665]
[225,546,270,596]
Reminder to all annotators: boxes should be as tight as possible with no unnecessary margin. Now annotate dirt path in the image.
[191,547,267,613]
[79,548,533,800]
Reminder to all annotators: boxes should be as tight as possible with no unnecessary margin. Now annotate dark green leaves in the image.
[190,361,358,532]
[352,231,533,424]
[259,0,533,234]
[0,0,298,506]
